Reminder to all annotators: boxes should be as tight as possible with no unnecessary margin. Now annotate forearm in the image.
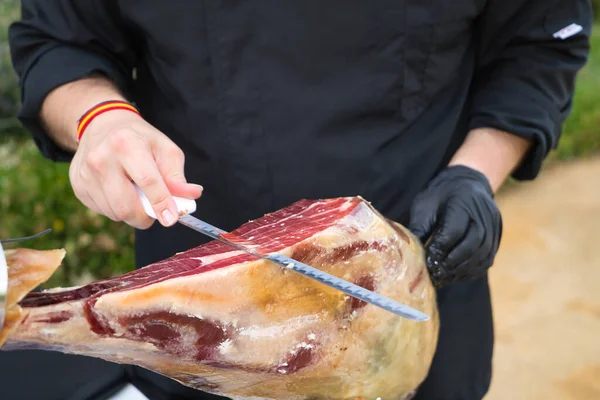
[39,75,128,153]
[448,128,532,193]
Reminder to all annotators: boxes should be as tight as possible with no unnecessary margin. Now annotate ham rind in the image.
[0,197,440,400]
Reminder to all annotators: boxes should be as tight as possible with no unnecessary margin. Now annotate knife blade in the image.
[135,185,430,322]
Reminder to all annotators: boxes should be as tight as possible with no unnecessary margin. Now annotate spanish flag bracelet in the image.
[76,100,141,142]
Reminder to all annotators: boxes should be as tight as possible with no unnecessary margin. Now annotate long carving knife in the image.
[135,186,430,322]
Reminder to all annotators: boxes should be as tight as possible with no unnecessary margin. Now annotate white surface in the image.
[109,384,149,400]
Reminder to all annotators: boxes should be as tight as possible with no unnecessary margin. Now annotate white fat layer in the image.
[218,338,234,355]
[190,250,244,264]
[237,315,321,338]
[339,198,355,212]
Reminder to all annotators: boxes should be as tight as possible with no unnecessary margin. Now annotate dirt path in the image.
[485,156,600,400]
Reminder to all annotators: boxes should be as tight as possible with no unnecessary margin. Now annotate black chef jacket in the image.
[6,1,592,399]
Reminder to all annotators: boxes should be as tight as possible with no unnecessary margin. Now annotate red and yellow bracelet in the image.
[76,100,141,142]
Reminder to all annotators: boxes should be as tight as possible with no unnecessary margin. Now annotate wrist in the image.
[448,127,532,193]
[80,108,145,143]
[76,100,141,143]
[441,165,494,196]
[40,76,131,152]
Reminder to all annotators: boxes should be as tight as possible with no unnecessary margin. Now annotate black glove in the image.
[408,165,503,288]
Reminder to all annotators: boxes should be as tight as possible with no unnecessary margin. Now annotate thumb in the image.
[408,193,440,244]
[153,139,203,200]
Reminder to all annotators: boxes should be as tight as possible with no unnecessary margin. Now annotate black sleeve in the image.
[8,0,139,162]
[468,0,593,180]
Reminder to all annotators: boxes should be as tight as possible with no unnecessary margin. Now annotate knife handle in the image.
[134,183,197,219]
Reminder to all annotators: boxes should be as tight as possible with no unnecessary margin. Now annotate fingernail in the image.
[162,209,176,226]
[190,183,203,190]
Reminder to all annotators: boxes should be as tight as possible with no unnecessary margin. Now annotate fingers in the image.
[101,165,155,229]
[73,130,174,228]
[88,186,117,221]
[441,220,484,270]
[152,137,203,199]
[119,144,179,227]
[445,232,491,284]
[69,158,109,217]
[168,180,203,200]
[70,117,203,230]
[425,199,471,258]
[82,187,110,218]
[422,201,471,286]
[408,193,440,243]
[426,202,499,287]
[447,200,503,282]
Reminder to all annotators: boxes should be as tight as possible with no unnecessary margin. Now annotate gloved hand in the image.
[408,165,503,288]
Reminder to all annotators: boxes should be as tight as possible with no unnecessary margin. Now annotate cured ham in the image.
[0,197,439,400]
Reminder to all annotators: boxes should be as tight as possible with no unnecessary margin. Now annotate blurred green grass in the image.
[0,139,136,287]
[550,26,600,161]
[0,3,134,287]
[0,2,599,286]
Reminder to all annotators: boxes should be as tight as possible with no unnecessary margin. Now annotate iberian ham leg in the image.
[0,197,439,400]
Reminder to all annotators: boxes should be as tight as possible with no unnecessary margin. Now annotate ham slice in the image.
[0,197,439,400]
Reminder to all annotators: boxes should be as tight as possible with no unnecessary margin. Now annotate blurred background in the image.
[0,1,598,399]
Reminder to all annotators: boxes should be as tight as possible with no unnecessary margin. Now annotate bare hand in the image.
[69,110,202,229]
